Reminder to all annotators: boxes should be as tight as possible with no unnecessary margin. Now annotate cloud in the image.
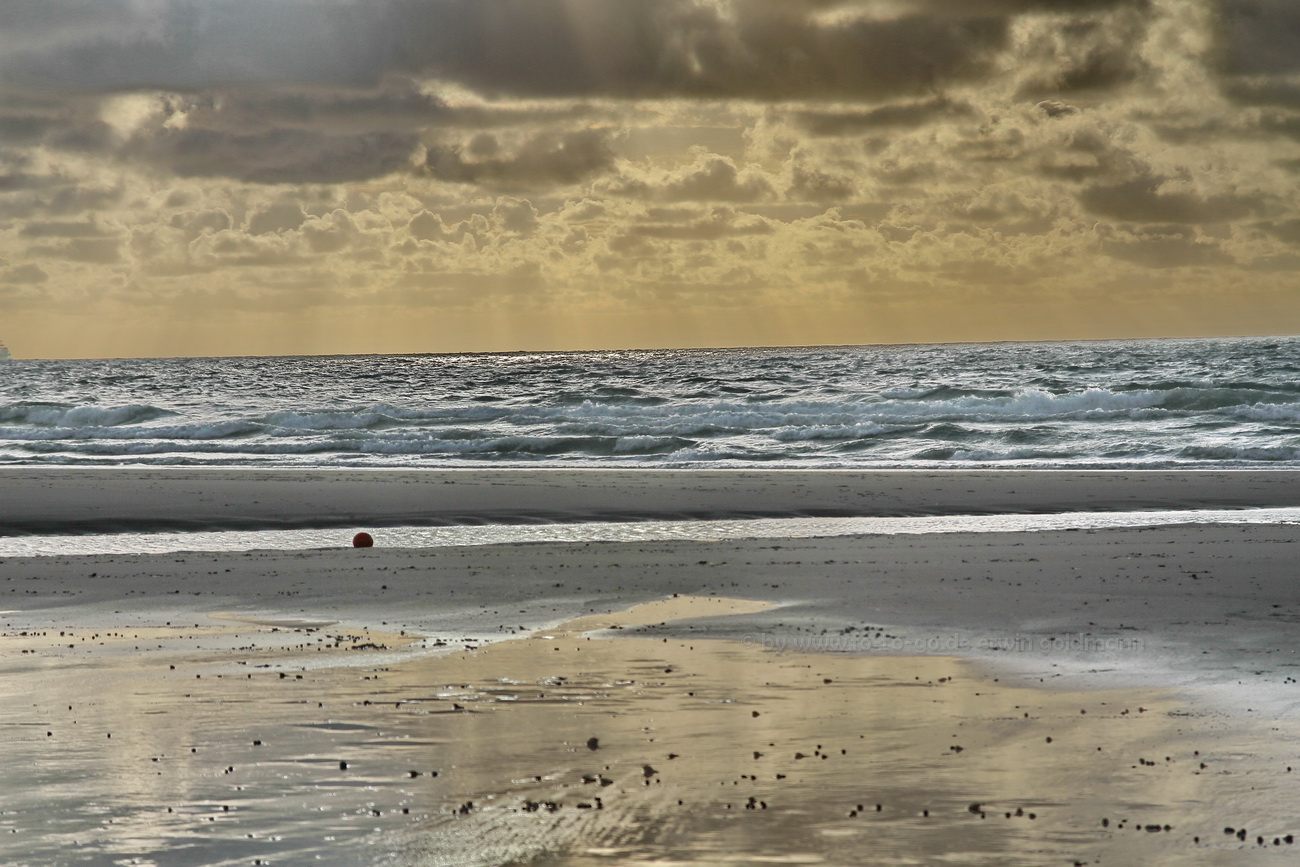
[492,197,540,235]
[624,208,772,241]
[786,163,859,202]
[0,90,114,159]
[186,229,306,270]
[1102,227,1236,269]
[104,79,456,140]
[0,1,1037,102]
[247,203,307,236]
[599,153,776,202]
[1080,176,1258,224]
[126,127,421,184]
[792,98,977,136]
[4,0,1300,356]
[1217,0,1300,77]
[0,0,1204,156]
[300,210,363,253]
[27,236,122,264]
[1257,218,1300,243]
[403,198,542,250]
[1010,6,1156,100]
[18,218,114,238]
[0,263,48,284]
[1,0,394,91]
[423,128,617,190]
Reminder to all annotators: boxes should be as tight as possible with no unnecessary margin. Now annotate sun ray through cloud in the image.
[1,0,1298,358]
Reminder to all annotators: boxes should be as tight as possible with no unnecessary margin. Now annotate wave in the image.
[4,337,1300,468]
[353,434,699,457]
[0,420,262,441]
[261,408,408,431]
[1178,444,1300,462]
[7,383,1298,444]
[769,423,894,442]
[913,385,1017,401]
[6,433,700,460]
[861,386,1300,424]
[0,401,177,427]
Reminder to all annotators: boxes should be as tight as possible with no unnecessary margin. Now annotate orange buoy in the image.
[352,532,374,548]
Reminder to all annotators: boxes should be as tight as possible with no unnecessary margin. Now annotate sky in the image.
[2,0,1300,359]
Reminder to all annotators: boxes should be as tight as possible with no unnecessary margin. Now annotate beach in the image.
[4,467,1300,533]
[2,469,1299,865]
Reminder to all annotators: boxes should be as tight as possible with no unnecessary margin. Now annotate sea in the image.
[2,335,1299,469]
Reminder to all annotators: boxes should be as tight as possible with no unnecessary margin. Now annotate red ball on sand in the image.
[352,532,374,548]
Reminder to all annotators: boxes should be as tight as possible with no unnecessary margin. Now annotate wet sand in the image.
[6,597,1294,866]
[3,467,1300,533]
[2,469,1300,864]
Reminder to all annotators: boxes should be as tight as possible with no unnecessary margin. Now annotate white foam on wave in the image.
[0,402,177,428]
[3,507,1299,558]
[4,337,1300,468]
[0,419,262,441]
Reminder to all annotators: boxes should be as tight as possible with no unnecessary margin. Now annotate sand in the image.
[3,466,1300,533]
[2,468,1299,865]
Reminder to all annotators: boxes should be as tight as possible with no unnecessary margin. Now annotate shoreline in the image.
[3,467,1300,535]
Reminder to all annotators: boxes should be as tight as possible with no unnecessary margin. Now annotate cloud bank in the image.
[2,0,1299,356]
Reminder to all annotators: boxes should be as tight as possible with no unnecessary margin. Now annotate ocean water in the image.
[3,507,1299,558]
[2,336,1299,468]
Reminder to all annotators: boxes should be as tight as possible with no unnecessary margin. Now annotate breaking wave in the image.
[2,336,1299,467]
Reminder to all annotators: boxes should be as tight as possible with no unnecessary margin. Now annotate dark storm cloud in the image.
[1217,0,1300,76]
[393,0,1011,100]
[72,80,456,185]
[171,80,454,135]
[18,218,113,238]
[788,165,858,202]
[0,142,124,219]
[1,0,394,91]
[247,204,307,236]
[0,263,48,285]
[0,92,112,153]
[0,1,155,57]
[26,237,122,264]
[0,0,1221,118]
[126,127,421,185]
[1080,176,1258,224]
[1222,78,1300,108]
[0,0,1187,190]
[1,0,1028,101]
[792,97,977,136]
[1257,219,1300,244]
[0,183,123,221]
[423,129,617,190]
[1013,13,1155,101]
[0,169,54,193]
[0,111,61,147]
[106,80,601,186]
[1215,1,1300,108]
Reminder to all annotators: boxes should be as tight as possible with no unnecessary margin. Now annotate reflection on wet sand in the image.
[0,597,1290,866]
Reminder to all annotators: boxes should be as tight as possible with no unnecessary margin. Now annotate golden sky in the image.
[2,0,1299,358]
